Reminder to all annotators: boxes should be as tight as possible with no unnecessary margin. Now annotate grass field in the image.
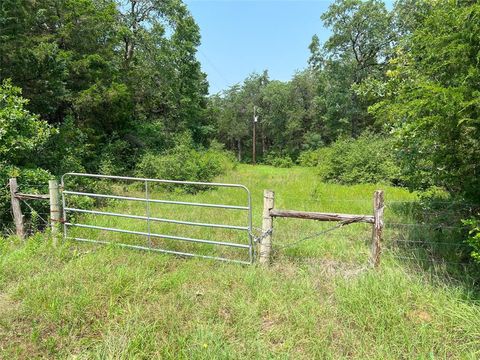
[1,165,479,358]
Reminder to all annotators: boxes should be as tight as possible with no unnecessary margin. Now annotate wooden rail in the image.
[15,193,50,200]
[270,209,374,224]
[260,190,384,268]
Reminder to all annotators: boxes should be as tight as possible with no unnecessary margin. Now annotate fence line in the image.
[258,189,384,267]
[6,176,476,271]
[8,178,60,241]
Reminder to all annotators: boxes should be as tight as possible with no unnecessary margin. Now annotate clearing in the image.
[0,165,479,358]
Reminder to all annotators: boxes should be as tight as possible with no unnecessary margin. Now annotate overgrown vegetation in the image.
[1,166,479,358]
[208,0,480,262]
[135,135,236,192]
[297,133,401,185]
[1,0,479,356]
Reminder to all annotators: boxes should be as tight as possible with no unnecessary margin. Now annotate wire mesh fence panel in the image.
[383,198,480,281]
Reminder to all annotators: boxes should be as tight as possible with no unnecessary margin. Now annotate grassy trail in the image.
[1,165,479,358]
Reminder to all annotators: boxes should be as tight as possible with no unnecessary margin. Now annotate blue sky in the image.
[185,0,333,94]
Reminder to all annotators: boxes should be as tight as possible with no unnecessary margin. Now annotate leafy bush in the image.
[464,217,480,264]
[263,153,294,168]
[297,147,332,167]
[135,135,235,193]
[0,80,56,234]
[319,133,401,185]
[0,80,54,166]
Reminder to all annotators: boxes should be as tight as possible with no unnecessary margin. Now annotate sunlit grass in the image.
[1,165,478,358]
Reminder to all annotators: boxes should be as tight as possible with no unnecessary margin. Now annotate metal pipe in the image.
[64,207,249,231]
[65,222,250,249]
[61,172,251,192]
[60,178,67,242]
[63,191,249,210]
[61,172,254,264]
[66,237,250,265]
[145,180,151,246]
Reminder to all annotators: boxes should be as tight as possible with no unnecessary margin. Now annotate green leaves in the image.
[370,2,480,203]
[0,80,54,165]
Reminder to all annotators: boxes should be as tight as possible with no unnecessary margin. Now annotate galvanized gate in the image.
[61,173,253,264]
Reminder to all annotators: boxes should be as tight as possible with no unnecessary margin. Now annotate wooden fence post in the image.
[371,190,384,268]
[260,190,274,265]
[49,179,60,246]
[9,178,25,239]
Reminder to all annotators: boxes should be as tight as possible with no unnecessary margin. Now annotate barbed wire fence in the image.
[256,194,479,280]
[4,178,61,239]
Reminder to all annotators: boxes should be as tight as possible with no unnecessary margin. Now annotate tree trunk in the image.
[237,139,242,162]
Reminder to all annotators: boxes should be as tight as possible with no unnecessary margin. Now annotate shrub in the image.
[319,133,401,185]
[135,135,235,193]
[463,217,480,264]
[264,153,294,168]
[297,147,333,167]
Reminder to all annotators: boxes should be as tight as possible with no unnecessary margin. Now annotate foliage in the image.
[369,2,480,203]
[319,133,401,185]
[0,80,54,166]
[263,153,294,168]
[0,80,55,232]
[464,217,480,264]
[135,134,235,192]
[211,0,402,160]
[0,0,210,170]
[297,147,333,168]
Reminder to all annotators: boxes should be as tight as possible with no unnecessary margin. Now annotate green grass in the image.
[1,165,479,358]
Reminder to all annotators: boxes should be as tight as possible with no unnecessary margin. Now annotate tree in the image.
[309,0,396,138]
[370,1,480,202]
[0,79,53,166]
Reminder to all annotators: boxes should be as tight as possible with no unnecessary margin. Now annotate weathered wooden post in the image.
[49,179,60,246]
[9,178,25,239]
[371,190,384,268]
[260,190,274,265]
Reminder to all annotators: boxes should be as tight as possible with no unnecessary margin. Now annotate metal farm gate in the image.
[61,173,253,264]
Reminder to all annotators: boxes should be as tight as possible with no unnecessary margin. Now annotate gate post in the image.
[371,190,384,268]
[49,179,60,246]
[9,178,25,240]
[260,190,274,265]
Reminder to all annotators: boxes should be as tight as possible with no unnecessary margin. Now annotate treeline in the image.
[210,0,480,261]
[0,0,224,230]
[0,0,212,176]
[1,0,479,255]
[210,0,480,205]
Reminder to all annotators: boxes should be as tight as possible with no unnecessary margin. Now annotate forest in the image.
[2,0,480,357]
[2,0,479,261]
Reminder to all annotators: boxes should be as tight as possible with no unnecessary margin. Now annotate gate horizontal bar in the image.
[65,207,249,231]
[66,237,251,265]
[63,191,249,210]
[65,222,250,249]
[62,172,250,191]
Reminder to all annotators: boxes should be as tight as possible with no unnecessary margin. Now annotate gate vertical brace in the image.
[371,190,384,268]
[247,189,253,264]
[260,190,274,265]
[145,180,152,247]
[61,176,67,243]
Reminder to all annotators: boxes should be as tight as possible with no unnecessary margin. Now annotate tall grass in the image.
[1,165,479,358]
